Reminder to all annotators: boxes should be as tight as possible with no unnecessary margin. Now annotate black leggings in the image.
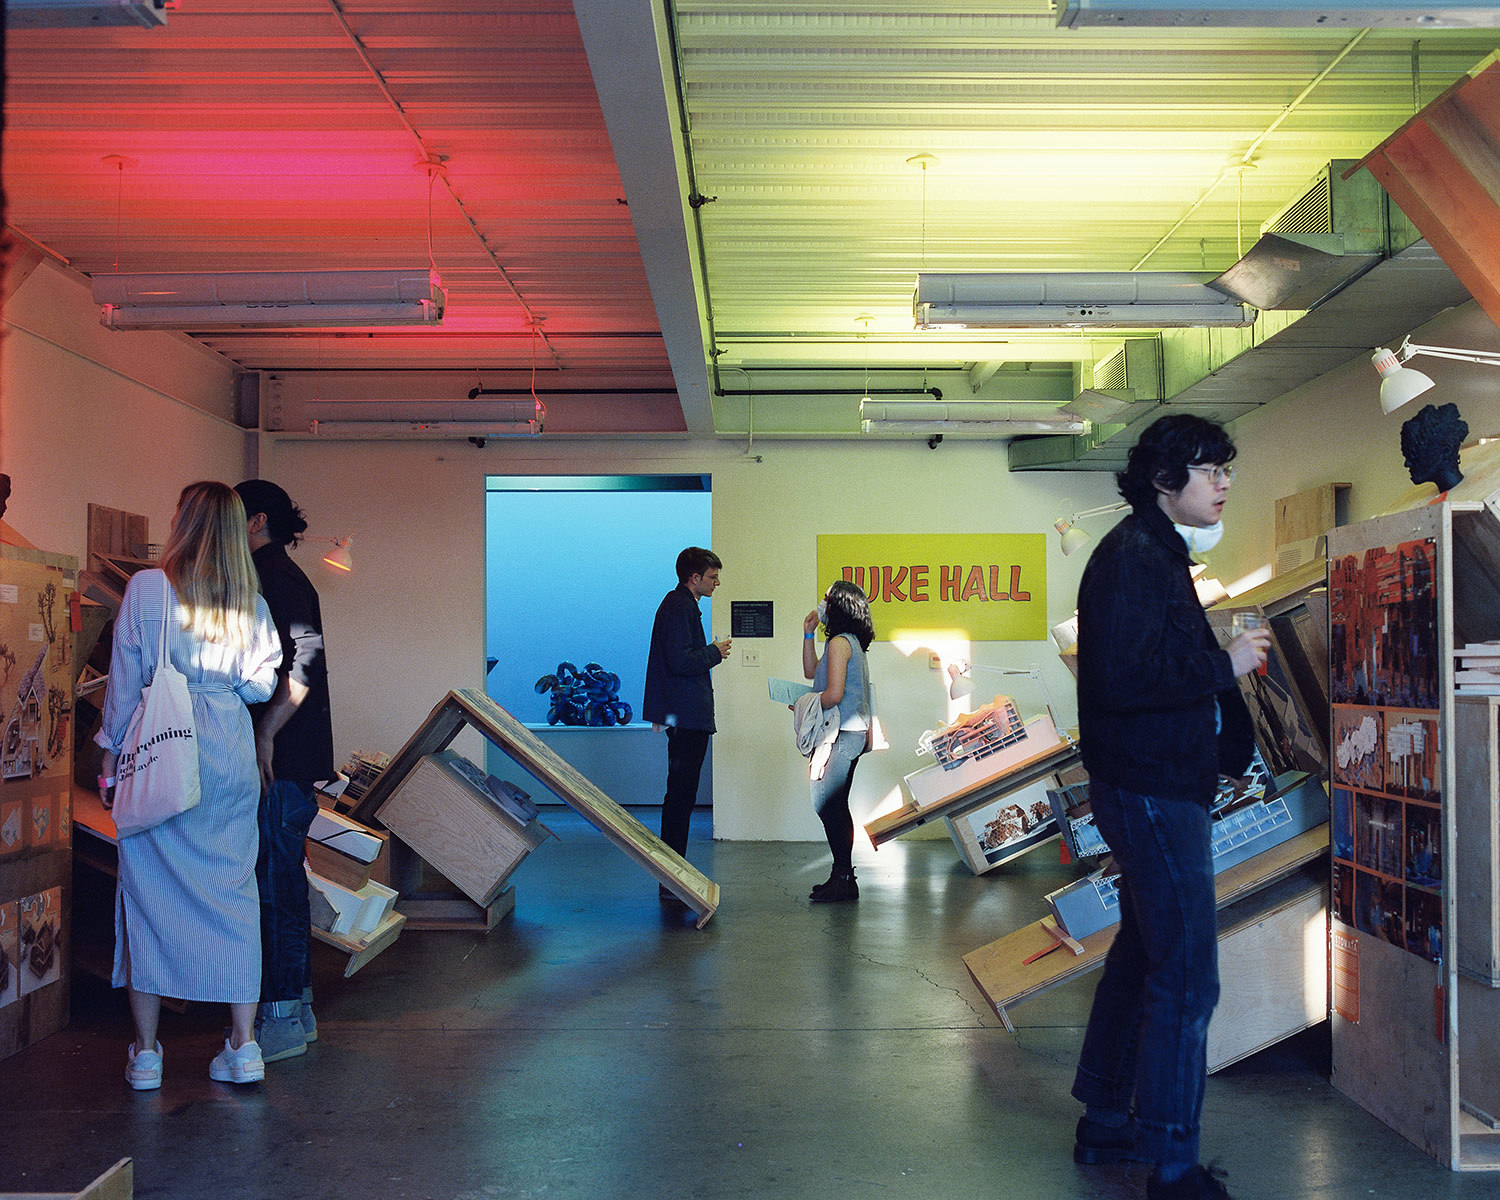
[811,730,864,872]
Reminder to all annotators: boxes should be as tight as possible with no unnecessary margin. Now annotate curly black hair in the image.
[1116,413,1237,508]
[234,479,309,548]
[822,579,875,651]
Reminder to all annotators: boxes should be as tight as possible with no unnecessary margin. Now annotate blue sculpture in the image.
[534,660,632,726]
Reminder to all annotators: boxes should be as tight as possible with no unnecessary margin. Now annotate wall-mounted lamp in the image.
[1371,337,1500,415]
[321,536,354,572]
[945,660,1068,740]
[1053,501,1129,556]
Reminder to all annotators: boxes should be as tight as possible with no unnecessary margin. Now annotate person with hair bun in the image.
[234,479,337,1064]
[96,481,282,1089]
[801,579,874,903]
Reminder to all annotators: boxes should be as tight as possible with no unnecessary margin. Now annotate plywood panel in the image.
[1208,880,1327,1072]
[1453,696,1500,985]
[1332,927,1453,1165]
[964,826,1329,1030]
[377,751,549,907]
[1274,483,1347,577]
[1355,57,1500,330]
[85,504,148,563]
[353,690,719,926]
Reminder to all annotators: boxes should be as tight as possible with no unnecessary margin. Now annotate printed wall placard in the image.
[1332,928,1360,1023]
[18,887,60,996]
[816,534,1047,641]
[0,799,21,858]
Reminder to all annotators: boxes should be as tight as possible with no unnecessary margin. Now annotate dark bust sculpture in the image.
[1401,403,1468,493]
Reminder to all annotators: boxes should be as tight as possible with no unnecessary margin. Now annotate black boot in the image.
[810,868,858,903]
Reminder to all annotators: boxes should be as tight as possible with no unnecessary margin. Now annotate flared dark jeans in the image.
[256,779,319,1004]
[1071,781,1220,1167]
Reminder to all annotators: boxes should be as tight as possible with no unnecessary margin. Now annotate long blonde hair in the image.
[158,481,260,649]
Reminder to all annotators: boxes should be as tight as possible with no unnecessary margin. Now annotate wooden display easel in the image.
[73,790,405,982]
[963,827,1327,1033]
[348,690,720,928]
[863,740,1082,849]
[0,1156,131,1200]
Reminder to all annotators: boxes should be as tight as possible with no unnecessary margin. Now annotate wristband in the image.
[97,775,117,790]
[804,632,816,640]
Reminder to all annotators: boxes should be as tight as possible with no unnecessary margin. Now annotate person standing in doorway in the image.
[1069,415,1269,1200]
[642,547,730,903]
[235,480,337,1064]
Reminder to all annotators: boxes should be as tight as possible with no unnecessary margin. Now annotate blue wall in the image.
[484,480,712,726]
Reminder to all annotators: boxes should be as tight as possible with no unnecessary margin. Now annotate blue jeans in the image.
[1071,782,1219,1166]
[256,780,319,1004]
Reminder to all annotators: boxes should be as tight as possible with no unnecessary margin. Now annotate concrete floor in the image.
[0,809,1493,1200]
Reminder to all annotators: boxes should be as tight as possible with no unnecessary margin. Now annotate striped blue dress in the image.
[96,569,281,1003]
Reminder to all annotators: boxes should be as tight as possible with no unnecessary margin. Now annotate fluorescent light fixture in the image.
[307,406,542,440]
[860,400,1087,437]
[92,269,445,329]
[321,537,354,573]
[914,272,1253,330]
[1058,0,1500,27]
[1371,337,1500,415]
[1054,501,1129,556]
[7,0,171,27]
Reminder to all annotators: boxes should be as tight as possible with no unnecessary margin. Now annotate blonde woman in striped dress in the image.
[97,481,282,1089]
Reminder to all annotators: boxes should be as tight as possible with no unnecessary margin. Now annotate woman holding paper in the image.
[801,580,875,902]
[96,482,281,1090]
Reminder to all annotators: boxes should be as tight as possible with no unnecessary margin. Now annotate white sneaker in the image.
[126,1041,163,1091]
[208,1038,265,1084]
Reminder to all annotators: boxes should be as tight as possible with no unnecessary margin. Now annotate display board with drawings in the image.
[1047,746,1278,866]
[1207,606,1329,781]
[1327,534,1444,964]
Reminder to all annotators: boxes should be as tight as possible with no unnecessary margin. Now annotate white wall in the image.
[0,261,248,560]
[12,258,1500,842]
[1214,299,1500,590]
[263,435,1119,840]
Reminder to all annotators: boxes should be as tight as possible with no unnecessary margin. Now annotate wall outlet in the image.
[742,647,760,668]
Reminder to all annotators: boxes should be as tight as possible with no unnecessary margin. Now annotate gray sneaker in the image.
[301,986,318,1043]
[255,1013,308,1063]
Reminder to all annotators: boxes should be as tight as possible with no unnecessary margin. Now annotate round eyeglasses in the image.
[1188,464,1236,485]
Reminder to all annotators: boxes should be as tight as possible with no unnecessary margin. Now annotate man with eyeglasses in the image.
[1068,414,1270,1200]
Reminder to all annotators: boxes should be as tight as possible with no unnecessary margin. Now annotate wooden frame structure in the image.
[962,826,1328,1057]
[863,739,1082,849]
[1327,501,1500,1170]
[348,689,719,928]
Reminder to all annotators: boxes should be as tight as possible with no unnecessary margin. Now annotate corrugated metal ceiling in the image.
[3,3,1497,439]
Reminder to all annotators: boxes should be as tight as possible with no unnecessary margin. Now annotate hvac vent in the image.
[1266,175,1333,238]
[1209,161,1388,311]
[1094,346,1129,392]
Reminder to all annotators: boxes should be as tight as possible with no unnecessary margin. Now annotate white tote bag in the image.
[112,582,201,838]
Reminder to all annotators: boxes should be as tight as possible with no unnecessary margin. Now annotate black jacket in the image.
[1076,502,1253,803]
[642,584,722,732]
[247,542,336,782]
